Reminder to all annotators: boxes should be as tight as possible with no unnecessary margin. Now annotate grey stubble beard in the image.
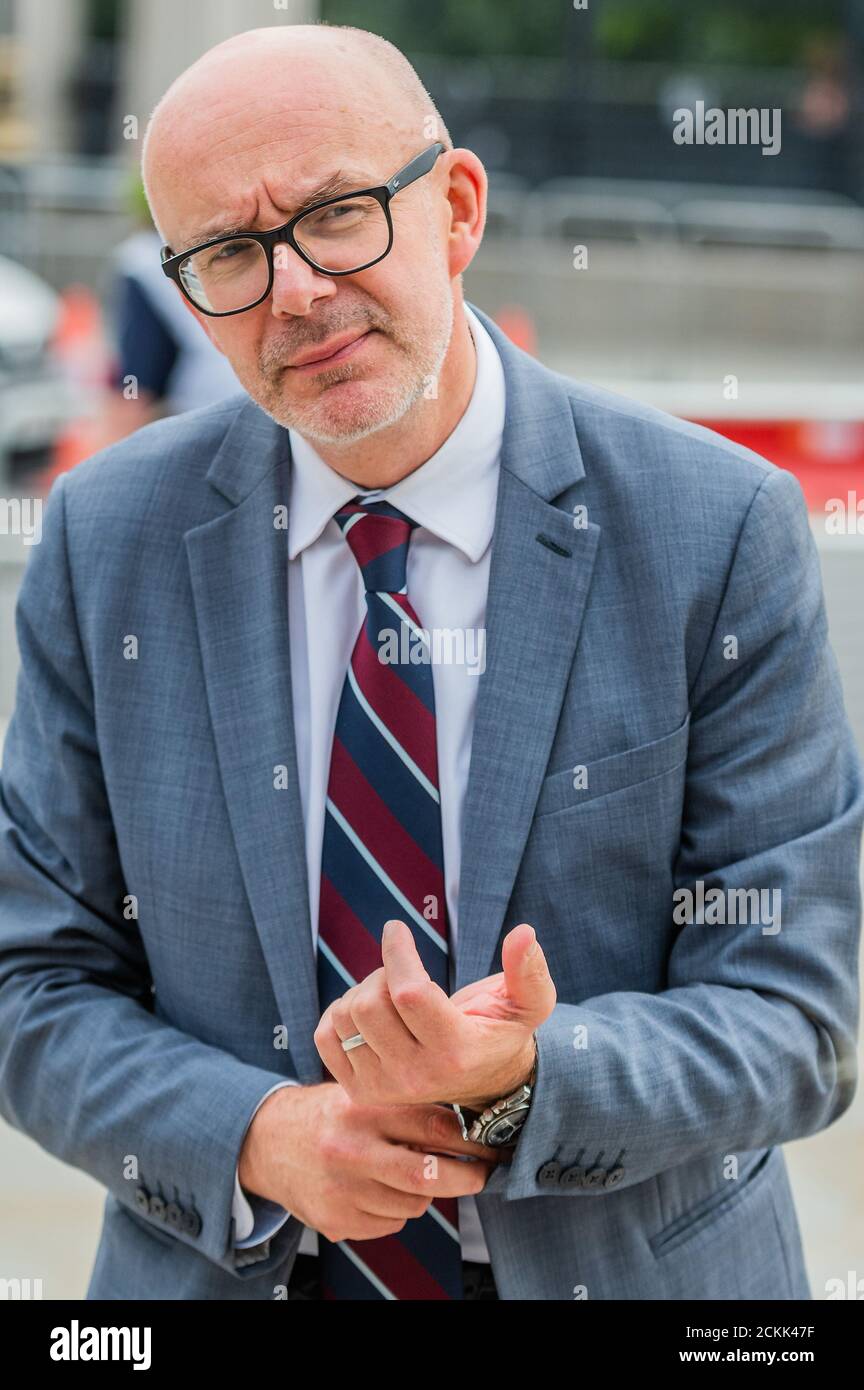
[253,281,455,446]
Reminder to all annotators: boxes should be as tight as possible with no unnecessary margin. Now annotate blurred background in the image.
[0,0,862,1299]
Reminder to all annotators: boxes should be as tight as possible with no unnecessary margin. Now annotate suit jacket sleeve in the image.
[485,465,864,1201]
[0,472,299,1278]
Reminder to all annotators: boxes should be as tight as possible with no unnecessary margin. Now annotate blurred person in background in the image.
[100,174,241,443]
[796,36,853,194]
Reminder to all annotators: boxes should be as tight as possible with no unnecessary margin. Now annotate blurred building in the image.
[318,0,864,201]
[0,0,314,159]
[0,0,862,198]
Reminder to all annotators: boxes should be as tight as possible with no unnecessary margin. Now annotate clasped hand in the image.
[314,919,556,1111]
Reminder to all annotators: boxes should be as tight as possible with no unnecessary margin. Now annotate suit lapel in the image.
[454,308,601,990]
[185,400,324,1084]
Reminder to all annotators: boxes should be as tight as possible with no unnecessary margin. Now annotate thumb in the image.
[501,924,556,1024]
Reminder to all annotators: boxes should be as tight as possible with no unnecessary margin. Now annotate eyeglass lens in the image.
[178,195,390,312]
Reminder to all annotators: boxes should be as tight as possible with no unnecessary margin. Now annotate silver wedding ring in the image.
[341,1032,367,1052]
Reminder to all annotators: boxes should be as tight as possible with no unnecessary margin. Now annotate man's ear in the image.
[442,147,487,279]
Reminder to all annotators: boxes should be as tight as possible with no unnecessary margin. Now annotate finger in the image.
[329,984,384,1063]
[381,1145,500,1200]
[313,1003,359,1088]
[381,1103,508,1164]
[381,919,457,1048]
[352,1178,435,1222]
[328,1195,428,1240]
[349,971,422,1063]
[501,923,557,1022]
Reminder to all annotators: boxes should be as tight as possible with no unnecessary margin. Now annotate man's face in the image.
[155,116,456,444]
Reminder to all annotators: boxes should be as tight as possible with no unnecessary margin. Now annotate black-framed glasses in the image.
[159,142,446,317]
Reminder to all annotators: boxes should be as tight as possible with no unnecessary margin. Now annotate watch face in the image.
[487,1108,528,1147]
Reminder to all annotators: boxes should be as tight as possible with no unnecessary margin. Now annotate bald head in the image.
[141,24,451,244]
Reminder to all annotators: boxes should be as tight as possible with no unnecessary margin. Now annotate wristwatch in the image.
[452,1034,538,1148]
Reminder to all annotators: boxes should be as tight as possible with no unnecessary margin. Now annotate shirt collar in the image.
[287,303,505,563]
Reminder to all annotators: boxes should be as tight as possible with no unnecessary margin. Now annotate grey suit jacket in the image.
[0,303,861,1300]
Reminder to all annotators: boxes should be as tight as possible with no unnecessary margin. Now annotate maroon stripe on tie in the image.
[353,626,439,785]
[343,1235,454,1300]
[432,1195,458,1227]
[327,738,447,938]
[318,874,383,980]
[344,516,409,572]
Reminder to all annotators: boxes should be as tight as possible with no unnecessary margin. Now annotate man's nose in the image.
[269,242,336,315]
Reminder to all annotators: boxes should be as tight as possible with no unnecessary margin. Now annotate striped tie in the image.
[316,497,463,1300]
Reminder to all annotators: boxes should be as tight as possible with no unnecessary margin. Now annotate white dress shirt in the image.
[232,303,506,1265]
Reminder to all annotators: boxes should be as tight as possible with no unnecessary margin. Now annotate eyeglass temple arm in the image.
[385,142,445,197]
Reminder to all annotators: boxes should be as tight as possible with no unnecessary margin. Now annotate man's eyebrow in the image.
[181,170,370,249]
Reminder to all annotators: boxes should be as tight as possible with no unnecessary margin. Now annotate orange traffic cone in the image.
[38,285,115,489]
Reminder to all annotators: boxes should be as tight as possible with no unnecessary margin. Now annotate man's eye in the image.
[307,201,366,230]
[210,242,247,264]
[196,240,254,273]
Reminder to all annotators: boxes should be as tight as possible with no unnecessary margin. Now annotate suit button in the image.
[134,1186,150,1214]
[164,1202,182,1230]
[559,1165,586,1188]
[604,1166,625,1189]
[180,1206,202,1238]
[149,1195,166,1221]
[536,1160,562,1186]
[583,1167,607,1188]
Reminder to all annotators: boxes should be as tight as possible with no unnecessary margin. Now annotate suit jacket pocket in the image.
[649,1147,778,1258]
[534,712,691,819]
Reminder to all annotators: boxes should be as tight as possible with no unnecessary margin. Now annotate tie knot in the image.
[334,498,417,594]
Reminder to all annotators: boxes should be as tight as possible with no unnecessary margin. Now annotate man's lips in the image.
[288,329,374,372]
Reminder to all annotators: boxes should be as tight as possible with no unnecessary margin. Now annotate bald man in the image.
[0,23,861,1303]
